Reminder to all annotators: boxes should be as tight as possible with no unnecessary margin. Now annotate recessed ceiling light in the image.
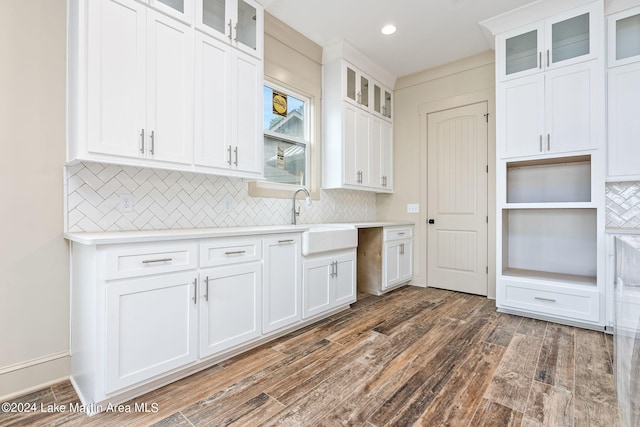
[381,24,396,35]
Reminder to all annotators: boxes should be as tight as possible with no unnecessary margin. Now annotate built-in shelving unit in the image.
[483,0,606,328]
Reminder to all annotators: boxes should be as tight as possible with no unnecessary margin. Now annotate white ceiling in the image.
[263,0,538,78]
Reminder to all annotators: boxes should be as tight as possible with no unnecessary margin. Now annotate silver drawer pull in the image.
[534,296,556,303]
[141,258,173,264]
[278,239,294,244]
[397,232,406,235]
[225,250,246,256]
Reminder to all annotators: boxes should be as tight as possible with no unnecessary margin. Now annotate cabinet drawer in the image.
[200,238,262,267]
[105,243,197,280]
[383,226,413,241]
[499,278,600,322]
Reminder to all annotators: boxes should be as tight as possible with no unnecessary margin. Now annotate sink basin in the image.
[301,225,358,256]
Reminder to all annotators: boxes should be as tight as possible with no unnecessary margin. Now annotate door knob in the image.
[428,219,435,224]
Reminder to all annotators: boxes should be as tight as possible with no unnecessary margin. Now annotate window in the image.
[262,83,310,186]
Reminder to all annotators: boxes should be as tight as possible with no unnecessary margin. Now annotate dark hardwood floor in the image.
[1,286,618,426]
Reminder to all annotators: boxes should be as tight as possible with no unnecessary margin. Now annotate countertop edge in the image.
[64,222,415,245]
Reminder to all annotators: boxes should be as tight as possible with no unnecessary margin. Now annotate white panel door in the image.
[233,51,262,175]
[87,0,146,158]
[302,259,332,319]
[383,240,412,289]
[334,253,356,307]
[498,74,544,157]
[369,118,382,189]
[608,62,640,179]
[427,102,488,296]
[380,120,393,190]
[105,272,197,393]
[199,263,261,358]
[545,61,598,154]
[146,10,193,164]
[262,236,301,334]
[343,104,359,185]
[355,108,370,186]
[194,32,231,169]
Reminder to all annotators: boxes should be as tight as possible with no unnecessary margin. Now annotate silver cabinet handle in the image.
[400,243,405,255]
[398,232,406,235]
[278,239,294,244]
[539,135,543,152]
[228,19,232,42]
[538,51,542,69]
[535,296,556,303]
[193,278,197,305]
[357,92,361,104]
[140,128,145,154]
[141,257,173,264]
[228,145,232,166]
[233,22,238,43]
[546,49,550,67]
[356,171,363,184]
[225,250,246,256]
[205,276,209,302]
[547,134,550,151]
[150,130,155,155]
[234,146,238,166]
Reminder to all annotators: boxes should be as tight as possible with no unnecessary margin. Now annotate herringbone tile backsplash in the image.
[66,162,376,232]
[606,181,640,229]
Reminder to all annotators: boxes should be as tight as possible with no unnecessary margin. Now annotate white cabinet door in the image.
[608,62,640,180]
[194,32,232,169]
[105,272,198,393]
[262,236,301,334]
[195,0,263,59]
[343,103,371,187]
[87,0,147,159]
[87,0,192,165]
[233,51,263,176]
[369,118,382,189]
[199,263,261,358]
[383,240,412,289]
[334,254,356,307]
[545,61,598,154]
[497,21,544,81]
[498,73,544,158]
[302,258,332,319]
[146,10,193,164]
[380,119,393,190]
[499,61,598,158]
[343,63,371,111]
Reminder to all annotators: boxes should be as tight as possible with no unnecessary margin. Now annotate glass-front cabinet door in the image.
[497,2,600,81]
[498,21,544,81]
[150,0,193,23]
[608,6,640,67]
[196,0,263,58]
[343,62,371,111]
[372,83,392,120]
[545,2,599,70]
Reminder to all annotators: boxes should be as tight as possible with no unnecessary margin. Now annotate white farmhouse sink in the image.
[301,225,358,256]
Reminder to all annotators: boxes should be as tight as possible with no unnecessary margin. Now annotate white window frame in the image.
[250,79,316,196]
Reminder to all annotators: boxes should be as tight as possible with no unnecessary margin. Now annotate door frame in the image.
[418,89,496,299]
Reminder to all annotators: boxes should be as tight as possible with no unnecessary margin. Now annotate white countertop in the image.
[606,227,640,235]
[65,221,415,245]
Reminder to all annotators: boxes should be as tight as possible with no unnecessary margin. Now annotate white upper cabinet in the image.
[194,32,262,178]
[498,60,600,158]
[608,6,640,67]
[68,0,263,178]
[195,0,263,58]
[497,1,601,81]
[344,63,371,110]
[607,6,640,180]
[84,0,193,165]
[372,82,393,120]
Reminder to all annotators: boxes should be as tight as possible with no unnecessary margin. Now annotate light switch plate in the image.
[407,203,419,213]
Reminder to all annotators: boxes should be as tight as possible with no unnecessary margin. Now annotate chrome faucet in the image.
[291,188,312,225]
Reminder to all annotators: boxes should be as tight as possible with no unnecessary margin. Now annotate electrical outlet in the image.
[223,196,233,213]
[407,203,420,214]
[119,194,134,213]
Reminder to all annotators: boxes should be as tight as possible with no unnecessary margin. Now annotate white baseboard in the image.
[0,353,70,402]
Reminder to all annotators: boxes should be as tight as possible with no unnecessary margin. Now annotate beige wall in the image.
[0,0,70,399]
[376,51,498,298]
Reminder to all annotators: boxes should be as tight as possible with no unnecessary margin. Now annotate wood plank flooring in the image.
[1,286,619,426]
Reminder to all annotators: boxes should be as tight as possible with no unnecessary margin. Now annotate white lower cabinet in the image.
[302,250,356,319]
[105,272,198,394]
[199,263,262,358]
[71,229,362,413]
[262,235,302,334]
[383,239,413,290]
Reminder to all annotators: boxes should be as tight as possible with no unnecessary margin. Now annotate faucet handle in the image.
[295,206,301,216]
